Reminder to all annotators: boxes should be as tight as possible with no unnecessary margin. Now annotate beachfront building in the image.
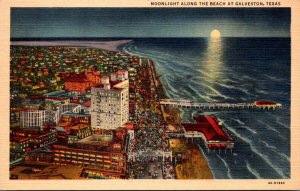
[91,73,129,131]
[182,115,234,150]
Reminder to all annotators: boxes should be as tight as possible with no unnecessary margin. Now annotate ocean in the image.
[118,38,290,179]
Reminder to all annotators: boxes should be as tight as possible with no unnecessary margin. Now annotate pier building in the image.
[182,116,234,150]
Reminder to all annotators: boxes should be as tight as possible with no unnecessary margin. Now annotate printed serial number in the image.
[268,181,285,184]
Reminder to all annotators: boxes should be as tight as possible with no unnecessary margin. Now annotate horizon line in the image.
[10,36,291,40]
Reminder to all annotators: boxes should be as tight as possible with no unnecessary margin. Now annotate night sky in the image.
[11,8,290,38]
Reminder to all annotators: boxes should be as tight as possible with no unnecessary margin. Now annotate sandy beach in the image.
[10,39,132,52]
[169,138,213,179]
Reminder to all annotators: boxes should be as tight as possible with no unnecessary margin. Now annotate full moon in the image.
[210,29,221,38]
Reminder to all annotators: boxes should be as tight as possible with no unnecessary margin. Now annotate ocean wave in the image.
[122,45,148,57]
[262,74,285,82]
[219,82,256,98]
[243,125,257,134]
[240,75,255,81]
[163,80,178,95]
[190,76,205,84]
[222,78,237,84]
[255,119,287,140]
[123,45,151,57]
[245,160,262,178]
[200,83,234,101]
[275,115,290,129]
[122,47,136,56]
[255,89,269,95]
[222,120,287,178]
[196,69,215,79]
[260,140,290,162]
[231,119,257,134]
[232,118,245,126]
[248,147,288,178]
[216,155,233,178]
[221,120,253,145]
[187,85,216,102]
[276,120,290,130]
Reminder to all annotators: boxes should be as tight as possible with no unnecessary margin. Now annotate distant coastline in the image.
[10,39,132,52]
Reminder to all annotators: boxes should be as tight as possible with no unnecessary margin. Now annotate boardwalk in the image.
[160,99,282,110]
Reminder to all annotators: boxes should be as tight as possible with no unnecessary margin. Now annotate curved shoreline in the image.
[11,40,132,52]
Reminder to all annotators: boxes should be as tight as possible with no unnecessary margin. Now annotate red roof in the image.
[82,100,91,107]
[23,79,32,83]
[182,116,232,142]
[124,122,134,130]
[93,81,125,91]
[12,129,52,138]
[65,73,89,82]
[255,100,276,105]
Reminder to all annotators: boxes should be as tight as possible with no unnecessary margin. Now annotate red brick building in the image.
[52,128,127,179]
[11,129,57,151]
[64,69,100,93]
[60,112,91,125]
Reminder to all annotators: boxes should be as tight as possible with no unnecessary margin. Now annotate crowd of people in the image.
[125,59,175,179]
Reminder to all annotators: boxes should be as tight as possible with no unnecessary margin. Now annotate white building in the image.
[20,110,47,129]
[111,70,128,82]
[91,77,129,130]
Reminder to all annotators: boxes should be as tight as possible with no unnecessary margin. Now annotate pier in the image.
[160,99,282,110]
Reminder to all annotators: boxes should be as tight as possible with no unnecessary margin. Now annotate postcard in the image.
[0,0,299,190]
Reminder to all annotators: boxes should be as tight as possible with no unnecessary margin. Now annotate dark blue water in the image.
[119,38,290,179]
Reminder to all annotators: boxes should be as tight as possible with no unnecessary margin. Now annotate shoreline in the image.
[10,39,132,52]
[147,59,214,179]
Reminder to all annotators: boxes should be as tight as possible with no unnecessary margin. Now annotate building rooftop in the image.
[70,124,90,130]
[82,100,91,107]
[182,116,232,142]
[93,80,128,91]
[69,129,127,152]
[254,100,277,106]
[65,73,90,82]
[62,111,91,117]
[78,134,113,143]
[43,90,71,99]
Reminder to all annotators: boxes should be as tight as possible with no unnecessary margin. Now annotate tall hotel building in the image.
[91,70,129,131]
